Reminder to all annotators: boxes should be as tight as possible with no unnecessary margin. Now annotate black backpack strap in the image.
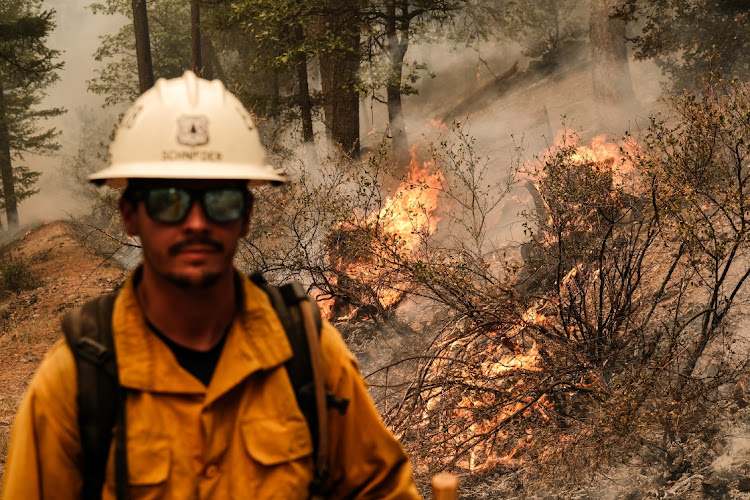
[250,273,347,497]
[61,293,128,500]
[249,273,321,433]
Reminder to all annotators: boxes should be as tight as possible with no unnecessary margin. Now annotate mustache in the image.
[168,237,224,256]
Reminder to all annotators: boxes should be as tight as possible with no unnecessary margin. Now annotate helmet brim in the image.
[88,162,289,188]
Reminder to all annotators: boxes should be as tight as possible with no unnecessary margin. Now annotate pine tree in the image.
[88,0,189,106]
[0,0,65,231]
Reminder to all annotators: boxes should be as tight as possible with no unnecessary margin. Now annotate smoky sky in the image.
[14,0,123,228]
[17,2,664,235]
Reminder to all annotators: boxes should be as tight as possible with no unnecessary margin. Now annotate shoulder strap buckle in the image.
[75,336,112,365]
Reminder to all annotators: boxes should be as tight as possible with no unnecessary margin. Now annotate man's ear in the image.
[119,197,139,236]
[241,192,254,237]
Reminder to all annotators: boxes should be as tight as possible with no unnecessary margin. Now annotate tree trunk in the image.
[0,83,17,230]
[294,25,314,143]
[319,2,361,158]
[590,0,635,131]
[385,2,409,170]
[191,0,202,76]
[132,0,154,94]
[204,38,224,81]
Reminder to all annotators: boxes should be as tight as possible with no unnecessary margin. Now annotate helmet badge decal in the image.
[177,115,209,146]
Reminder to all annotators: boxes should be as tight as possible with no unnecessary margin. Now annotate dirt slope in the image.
[0,221,127,479]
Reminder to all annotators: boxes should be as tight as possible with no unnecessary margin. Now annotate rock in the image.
[713,441,726,456]
[738,476,750,492]
[702,475,728,497]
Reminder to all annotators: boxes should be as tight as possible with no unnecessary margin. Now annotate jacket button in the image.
[204,465,218,478]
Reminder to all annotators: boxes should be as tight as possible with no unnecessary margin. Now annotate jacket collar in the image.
[112,269,293,402]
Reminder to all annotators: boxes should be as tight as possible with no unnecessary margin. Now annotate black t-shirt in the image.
[148,318,229,386]
[136,269,241,386]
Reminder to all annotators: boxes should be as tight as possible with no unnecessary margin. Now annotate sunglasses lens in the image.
[146,188,191,223]
[204,189,246,223]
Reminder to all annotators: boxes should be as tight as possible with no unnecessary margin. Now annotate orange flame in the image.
[366,153,443,252]
[480,342,540,377]
[322,147,444,319]
[541,131,638,192]
[427,119,448,131]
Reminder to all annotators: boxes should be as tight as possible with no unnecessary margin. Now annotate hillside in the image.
[0,221,127,479]
[0,51,747,497]
[2,218,750,498]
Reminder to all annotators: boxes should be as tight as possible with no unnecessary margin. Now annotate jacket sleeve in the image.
[1,339,83,500]
[320,321,422,500]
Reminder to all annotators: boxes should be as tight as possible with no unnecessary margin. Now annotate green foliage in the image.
[359,0,470,97]
[229,0,313,70]
[615,0,750,90]
[87,0,191,106]
[0,0,65,228]
[216,0,319,122]
[0,166,40,212]
[504,0,586,62]
[211,0,478,133]
[0,252,41,296]
[447,0,586,64]
[0,4,62,81]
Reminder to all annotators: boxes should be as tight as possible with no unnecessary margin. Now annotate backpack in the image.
[61,275,348,500]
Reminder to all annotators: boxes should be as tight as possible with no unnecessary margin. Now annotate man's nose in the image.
[181,200,211,229]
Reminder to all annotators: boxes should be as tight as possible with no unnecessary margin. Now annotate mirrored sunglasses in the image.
[131,187,248,224]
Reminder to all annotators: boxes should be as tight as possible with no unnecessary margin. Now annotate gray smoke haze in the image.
[364,38,665,248]
[15,3,665,241]
[15,0,123,229]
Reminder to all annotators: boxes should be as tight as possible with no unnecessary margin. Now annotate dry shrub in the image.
[377,75,750,490]
[0,252,42,297]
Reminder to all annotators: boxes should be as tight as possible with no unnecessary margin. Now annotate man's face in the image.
[120,179,251,289]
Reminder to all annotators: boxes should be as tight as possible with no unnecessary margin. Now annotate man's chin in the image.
[165,270,223,290]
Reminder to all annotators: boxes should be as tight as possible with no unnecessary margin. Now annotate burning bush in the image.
[384,76,750,486]
[239,75,750,492]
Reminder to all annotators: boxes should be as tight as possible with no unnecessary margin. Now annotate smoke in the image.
[15,1,666,242]
[358,37,667,249]
[401,39,664,154]
[15,0,124,229]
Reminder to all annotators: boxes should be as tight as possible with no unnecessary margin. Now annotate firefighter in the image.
[1,71,421,500]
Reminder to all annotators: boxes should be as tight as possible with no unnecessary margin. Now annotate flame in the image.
[427,118,448,131]
[412,293,553,472]
[313,282,336,319]
[366,153,443,253]
[480,342,540,377]
[567,134,618,164]
[323,146,444,319]
[401,132,632,473]
[540,131,638,192]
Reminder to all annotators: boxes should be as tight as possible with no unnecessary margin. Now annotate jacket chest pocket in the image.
[127,435,171,486]
[241,416,313,466]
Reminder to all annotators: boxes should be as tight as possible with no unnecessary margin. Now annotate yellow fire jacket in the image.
[1,272,421,500]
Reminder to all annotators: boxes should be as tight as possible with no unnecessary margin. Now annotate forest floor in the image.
[0,221,128,482]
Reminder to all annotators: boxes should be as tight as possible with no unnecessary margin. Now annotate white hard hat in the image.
[89,71,287,187]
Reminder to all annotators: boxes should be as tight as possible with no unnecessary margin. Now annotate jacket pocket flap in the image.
[241,417,313,466]
[128,436,171,485]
